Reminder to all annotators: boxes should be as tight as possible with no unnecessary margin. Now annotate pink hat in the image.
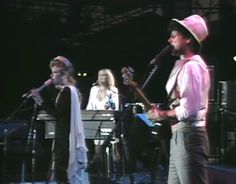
[172,14,208,43]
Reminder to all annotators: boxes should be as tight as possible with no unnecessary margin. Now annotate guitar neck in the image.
[121,66,152,111]
[133,87,152,111]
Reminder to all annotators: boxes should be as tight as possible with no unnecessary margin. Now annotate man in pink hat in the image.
[147,14,210,184]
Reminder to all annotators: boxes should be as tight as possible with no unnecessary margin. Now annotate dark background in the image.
[0,1,236,182]
[0,0,236,119]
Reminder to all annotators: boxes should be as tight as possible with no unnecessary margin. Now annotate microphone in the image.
[22,79,53,98]
[92,80,98,86]
[149,44,172,66]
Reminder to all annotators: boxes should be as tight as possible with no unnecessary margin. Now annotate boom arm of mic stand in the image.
[141,64,159,90]
[6,97,32,120]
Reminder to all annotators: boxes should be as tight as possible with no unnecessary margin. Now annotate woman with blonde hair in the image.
[86,68,120,177]
[86,69,119,111]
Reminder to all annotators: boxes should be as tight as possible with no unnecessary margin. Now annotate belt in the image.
[171,120,205,133]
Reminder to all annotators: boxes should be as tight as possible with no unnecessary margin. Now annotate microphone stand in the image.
[142,43,172,90]
[141,64,159,90]
[131,64,161,183]
[6,97,31,120]
[22,102,39,183]
[86,112,123,169]
[86,108,135,184]
[95,121,103,140]
[141,63,172,184]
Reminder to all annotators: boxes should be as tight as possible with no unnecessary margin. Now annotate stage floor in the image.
[2,164,236,184]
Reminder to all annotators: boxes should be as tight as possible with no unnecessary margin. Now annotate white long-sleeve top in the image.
[86,85,119,110]
[166,55,210,127]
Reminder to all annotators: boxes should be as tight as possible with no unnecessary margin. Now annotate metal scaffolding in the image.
[2,0,236,45]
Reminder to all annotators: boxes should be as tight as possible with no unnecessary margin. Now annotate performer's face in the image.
[98,71,108,85]
[168,30,189,56]
[50,66,64,85]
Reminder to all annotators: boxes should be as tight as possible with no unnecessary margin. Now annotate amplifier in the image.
[218,81,236,112]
